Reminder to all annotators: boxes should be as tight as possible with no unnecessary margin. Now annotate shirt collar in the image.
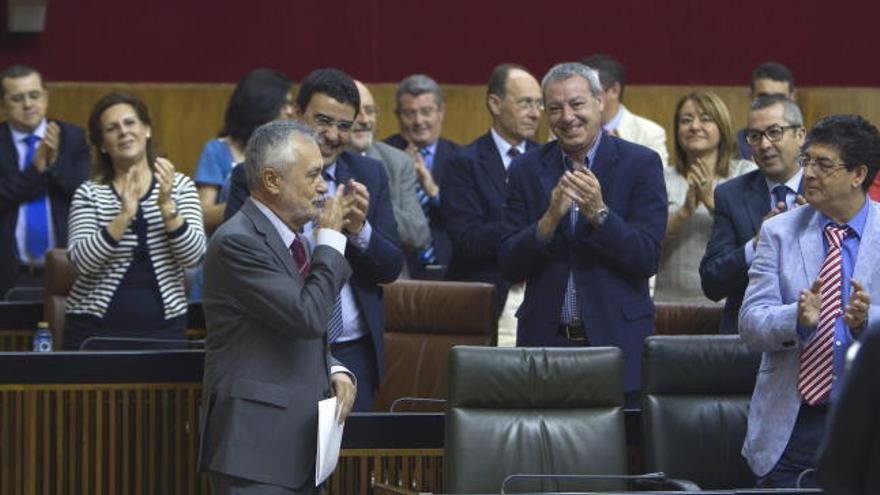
[765,168,804,196]
[490,127,526,159]
[9,118,48,143]
[820,195,870,240]
[420,140,438,156]
[563,130,604,170]
[603,105,626,132]
[252,197,297,249]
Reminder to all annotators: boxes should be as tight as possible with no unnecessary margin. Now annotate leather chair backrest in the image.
[373,280,496,412]
[445,346,626,494]
[43,248,75,345]
[641,335,761,489]
[653,301,724,335]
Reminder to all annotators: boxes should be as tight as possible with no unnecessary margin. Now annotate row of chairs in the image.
[441,335,761,493]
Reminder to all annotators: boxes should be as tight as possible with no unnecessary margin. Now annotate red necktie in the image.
[798,224,848,405]
[290,236,310,279]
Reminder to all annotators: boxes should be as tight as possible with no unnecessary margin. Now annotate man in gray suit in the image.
[739,114,880,488]
[199,120,357,494]
[349,80,431,255]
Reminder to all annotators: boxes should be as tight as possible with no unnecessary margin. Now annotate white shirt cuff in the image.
[348,221,372,251]
[316,229,347,255]
[329,365,357,388]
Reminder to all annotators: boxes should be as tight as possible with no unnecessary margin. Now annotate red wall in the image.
[0,0,877,86]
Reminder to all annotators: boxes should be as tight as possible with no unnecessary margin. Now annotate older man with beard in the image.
[349,80,430,259]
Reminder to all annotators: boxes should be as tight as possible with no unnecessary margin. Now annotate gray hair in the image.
[395,74,444,107]
[244,120,316,192]
[751,94,804,127]
[541,62,603,98]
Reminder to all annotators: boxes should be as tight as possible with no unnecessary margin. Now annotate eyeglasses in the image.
[362,104,378,117]
[797,154,849,176]
[311,113,354,133]
[513,97,543,111]
[745,125,800,145]
[398,106,438,120]
[4,90,45,105]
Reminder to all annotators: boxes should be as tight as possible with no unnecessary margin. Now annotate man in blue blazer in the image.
[442,64,541,317]
[499,63,666,395]
[384,74,459,278]
[0,65,90,297]
[739,114,880,488]
[701,95,806,334]
[224,69,403,412]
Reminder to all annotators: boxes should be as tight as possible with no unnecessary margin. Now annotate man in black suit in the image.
[442,64,541,345]
[200,120,356,494]
[384,74,459,278]
[0,65,90,297]
[700,95,805,333]
[225,69,403,411]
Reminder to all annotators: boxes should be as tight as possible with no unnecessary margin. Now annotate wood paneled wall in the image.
[33,83,880,178]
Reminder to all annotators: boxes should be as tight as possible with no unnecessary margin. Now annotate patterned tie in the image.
[560,157,587,325]
[507,147,521,159]
[772,185,788,211]
[416,147,438,265]
[798,224,848,405]
[290,235,310,279]
[23,135,49,260]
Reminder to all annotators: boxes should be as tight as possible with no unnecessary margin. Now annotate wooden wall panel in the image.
[36,83,880,179]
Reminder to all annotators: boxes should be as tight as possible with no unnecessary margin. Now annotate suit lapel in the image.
[478,133,507,197]
[853,202,880,293]
[333,152,355,186]
[539,144,570,239]
[0,123,20,174]
[242,199,298,278]
[798,209,825,284]
[745,172,771,234]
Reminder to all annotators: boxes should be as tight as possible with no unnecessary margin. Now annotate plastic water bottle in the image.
[32,322,53,352]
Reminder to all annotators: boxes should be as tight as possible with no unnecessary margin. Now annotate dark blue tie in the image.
[772,185,788,211]
[23,135,49,260]
[415,148,438,265]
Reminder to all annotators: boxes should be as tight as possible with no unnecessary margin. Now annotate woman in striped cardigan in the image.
[63,93,206,350]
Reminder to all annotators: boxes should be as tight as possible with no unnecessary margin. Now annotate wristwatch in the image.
[593,206,610,227]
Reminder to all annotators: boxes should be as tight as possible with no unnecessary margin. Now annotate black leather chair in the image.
[444,346,628,493]
[641,334,761,489]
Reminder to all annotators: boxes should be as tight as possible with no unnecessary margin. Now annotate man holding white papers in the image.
[199,120,356,494]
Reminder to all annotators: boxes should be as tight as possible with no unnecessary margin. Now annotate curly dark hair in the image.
[804,114,880,192]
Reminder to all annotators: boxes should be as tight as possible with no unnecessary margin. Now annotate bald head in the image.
[350,80,377,152]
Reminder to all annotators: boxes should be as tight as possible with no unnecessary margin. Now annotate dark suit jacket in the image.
[225,152,403,381]
[383,134,459,277]
[817,326,880,495]
[700,170,802,334]
[199,198,352,489]
[499,136,667,392]
[442,131,537,312]
[0,120,90,294]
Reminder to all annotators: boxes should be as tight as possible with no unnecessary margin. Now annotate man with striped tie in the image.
[739,114,880,488]
[0,65,90,297]
[385,74,459,278]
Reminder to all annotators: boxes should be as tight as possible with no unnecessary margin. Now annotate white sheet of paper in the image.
[316,396,345,486]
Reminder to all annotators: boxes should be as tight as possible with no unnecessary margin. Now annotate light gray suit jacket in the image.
[365,141,431,251]
[739,199,880,476]
[198,198,352,489]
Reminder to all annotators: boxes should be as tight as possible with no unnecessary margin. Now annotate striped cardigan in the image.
[66,172,206,319]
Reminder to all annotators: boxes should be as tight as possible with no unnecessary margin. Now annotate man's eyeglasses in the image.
[311,113,354,133]
[513,98,543,111]
[797,154,849,176]
[745,124,800,145]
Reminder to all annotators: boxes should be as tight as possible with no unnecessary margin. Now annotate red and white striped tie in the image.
[290,235,310,279]
[798,224,848,405]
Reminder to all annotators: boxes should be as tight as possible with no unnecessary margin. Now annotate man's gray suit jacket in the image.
[739,199,880,476]
[198,198,352,490]
[365,141,431,251]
